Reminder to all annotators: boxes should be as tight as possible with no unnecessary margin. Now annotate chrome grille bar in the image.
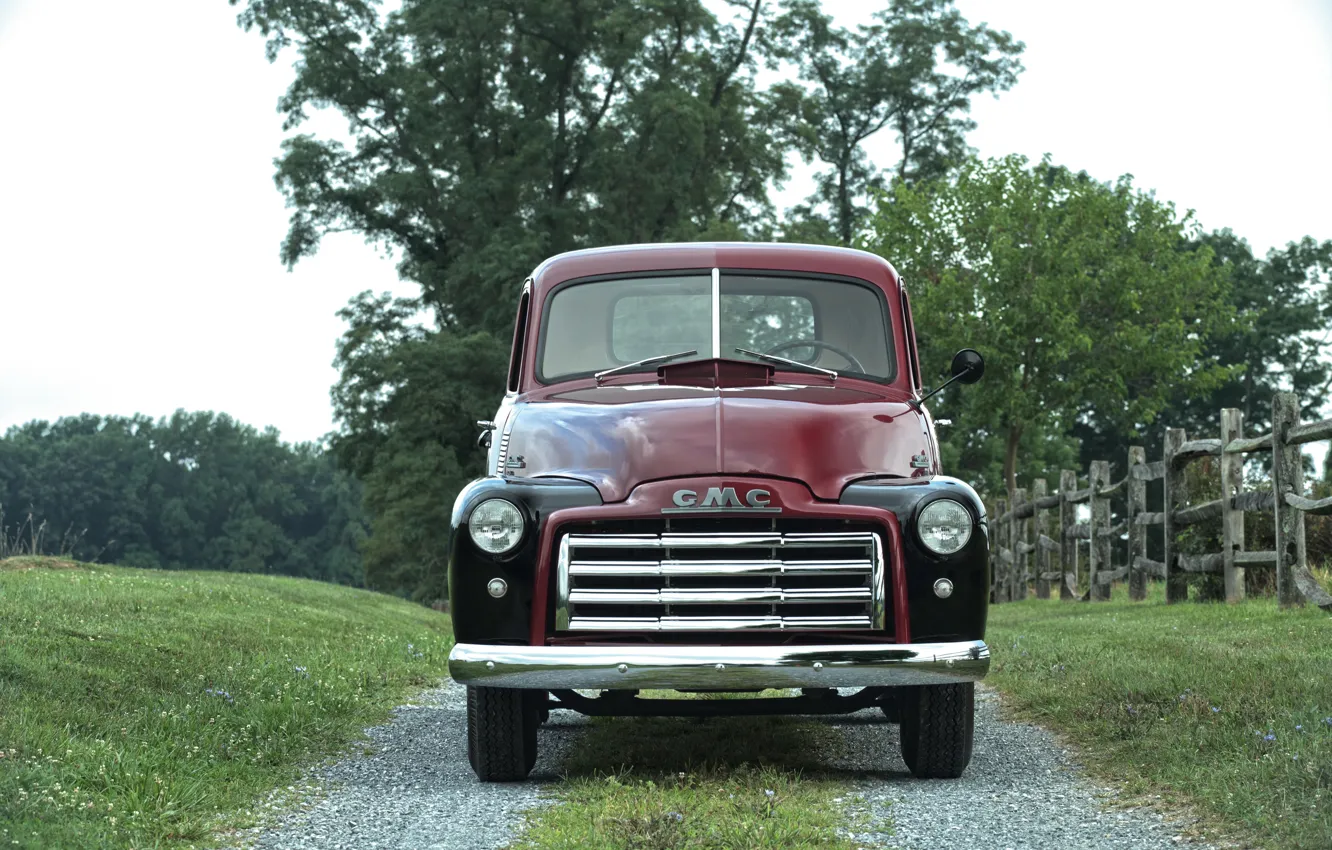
[568,615,875,631]
[564,533,879,549]
[569,587,873,605]
[555,530,886,632]
[568,559,874,577]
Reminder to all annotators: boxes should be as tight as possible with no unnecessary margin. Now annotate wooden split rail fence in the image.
[990,392,1332,611]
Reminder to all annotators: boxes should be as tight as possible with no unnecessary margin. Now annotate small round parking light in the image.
[486,578,508,598]
[933,578,954,599]
[469,499,525,555]
[918,499,972,555]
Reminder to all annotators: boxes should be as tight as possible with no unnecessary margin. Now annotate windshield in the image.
[539,273,895,382]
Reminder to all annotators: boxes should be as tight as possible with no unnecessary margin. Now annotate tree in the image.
[0,412,368,582]
[772,0,1023,244]
[1164,234,1332,432]
[863,155,1232,494]
[232,0,1024,597]
[234,0,794,335]
[331,292,509,599]
[1068,232,1332,471]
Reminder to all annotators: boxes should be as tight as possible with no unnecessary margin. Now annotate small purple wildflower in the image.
[204,688,234,704]
[294,666,309,678]
[1264,731,1277,742]
[1295,724,1304,732]
[1210,706,1221,713]
[764,789,775,798]
[667,812,683,822]
[1324,717,1332,727]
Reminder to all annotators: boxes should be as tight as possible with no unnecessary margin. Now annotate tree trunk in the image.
[1004,423,1023,494]
[837,161,852,246]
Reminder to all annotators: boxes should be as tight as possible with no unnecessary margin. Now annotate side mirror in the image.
[950,349,984,384]
[911,349,984,410]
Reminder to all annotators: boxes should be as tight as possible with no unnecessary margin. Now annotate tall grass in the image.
[0,504,88,560]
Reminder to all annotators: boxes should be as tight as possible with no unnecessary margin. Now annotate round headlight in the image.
[918,499,972,555]
[469,499,525,554]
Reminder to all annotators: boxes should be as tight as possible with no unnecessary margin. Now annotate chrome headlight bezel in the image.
[468,498,526,555]
[917,498,973,556]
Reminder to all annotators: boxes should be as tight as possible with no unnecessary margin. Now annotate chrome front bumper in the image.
[448,640,989,690]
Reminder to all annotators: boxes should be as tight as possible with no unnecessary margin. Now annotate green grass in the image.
[0,558,453,849]
[509,692,870,850]
[987,583,1332,850]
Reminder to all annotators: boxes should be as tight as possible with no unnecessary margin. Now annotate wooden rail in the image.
[989,392,1332,613]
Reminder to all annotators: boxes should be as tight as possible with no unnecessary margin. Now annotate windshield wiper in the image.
[735,347,837,381]
[594,349,698,384]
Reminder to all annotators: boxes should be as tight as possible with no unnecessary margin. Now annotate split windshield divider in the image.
[589,268,850,383]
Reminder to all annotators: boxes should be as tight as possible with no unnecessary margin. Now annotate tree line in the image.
[15,1,1323,605]
[0,412,367,585]
[221,0,1331,601]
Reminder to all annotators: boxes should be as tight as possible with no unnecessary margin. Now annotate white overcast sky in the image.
[1,0,1330,446]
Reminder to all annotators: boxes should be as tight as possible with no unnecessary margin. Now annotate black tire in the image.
[899,683,975,779]
[466,686,540,781]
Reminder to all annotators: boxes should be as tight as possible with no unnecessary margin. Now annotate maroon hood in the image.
[503,384,936,502]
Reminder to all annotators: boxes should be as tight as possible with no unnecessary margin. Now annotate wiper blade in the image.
[594,349,698,384]
[735,347,837,381]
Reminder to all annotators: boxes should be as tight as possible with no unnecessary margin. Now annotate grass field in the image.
[0,557,453,849]
[7,552,1326,849]
[986,584,1332,850]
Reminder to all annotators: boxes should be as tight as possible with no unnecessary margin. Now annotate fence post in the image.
[1219,408,1246,603]
[1127,446,1147,601]
[1032,478,1050,599]
[993,497,1008,603]
[1089,460,1112,601]
[1012,487,1028,603]
[1058,469,1077,600]
[1272,393,1306,608]
[1162,428,1188,603]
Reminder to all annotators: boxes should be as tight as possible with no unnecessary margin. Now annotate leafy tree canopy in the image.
[0,412,367,583]
[1069,232,1332,474]
[863,154,1233,495]
[232,0,1024,597]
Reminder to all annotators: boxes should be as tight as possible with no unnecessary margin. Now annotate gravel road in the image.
[239,681,1213,850]
[238,682,586,850]
[831,686,1215,850]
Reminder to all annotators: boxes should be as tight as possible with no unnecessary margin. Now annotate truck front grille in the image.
[555,530,885,631]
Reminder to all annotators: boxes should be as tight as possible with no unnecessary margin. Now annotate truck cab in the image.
[447,242,989,781]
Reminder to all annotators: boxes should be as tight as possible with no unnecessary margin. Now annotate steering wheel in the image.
[765,339,866,373]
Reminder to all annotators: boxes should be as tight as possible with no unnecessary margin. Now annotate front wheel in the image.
[898,683,975,779]
[466,686,540,781]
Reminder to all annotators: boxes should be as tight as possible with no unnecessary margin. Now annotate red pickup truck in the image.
[448,242,989,781]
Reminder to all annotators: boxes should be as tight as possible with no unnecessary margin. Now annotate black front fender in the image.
[841,476,989,642]
[448,476,602,645]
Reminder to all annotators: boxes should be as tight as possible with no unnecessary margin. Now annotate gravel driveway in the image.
[238,682,587,850]
[831,686,1214,850]
[239,681,1213,850]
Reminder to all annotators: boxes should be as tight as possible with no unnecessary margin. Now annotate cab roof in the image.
[528,242,901,301]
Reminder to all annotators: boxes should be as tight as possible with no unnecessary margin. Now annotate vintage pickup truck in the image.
[447,242,989,781]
